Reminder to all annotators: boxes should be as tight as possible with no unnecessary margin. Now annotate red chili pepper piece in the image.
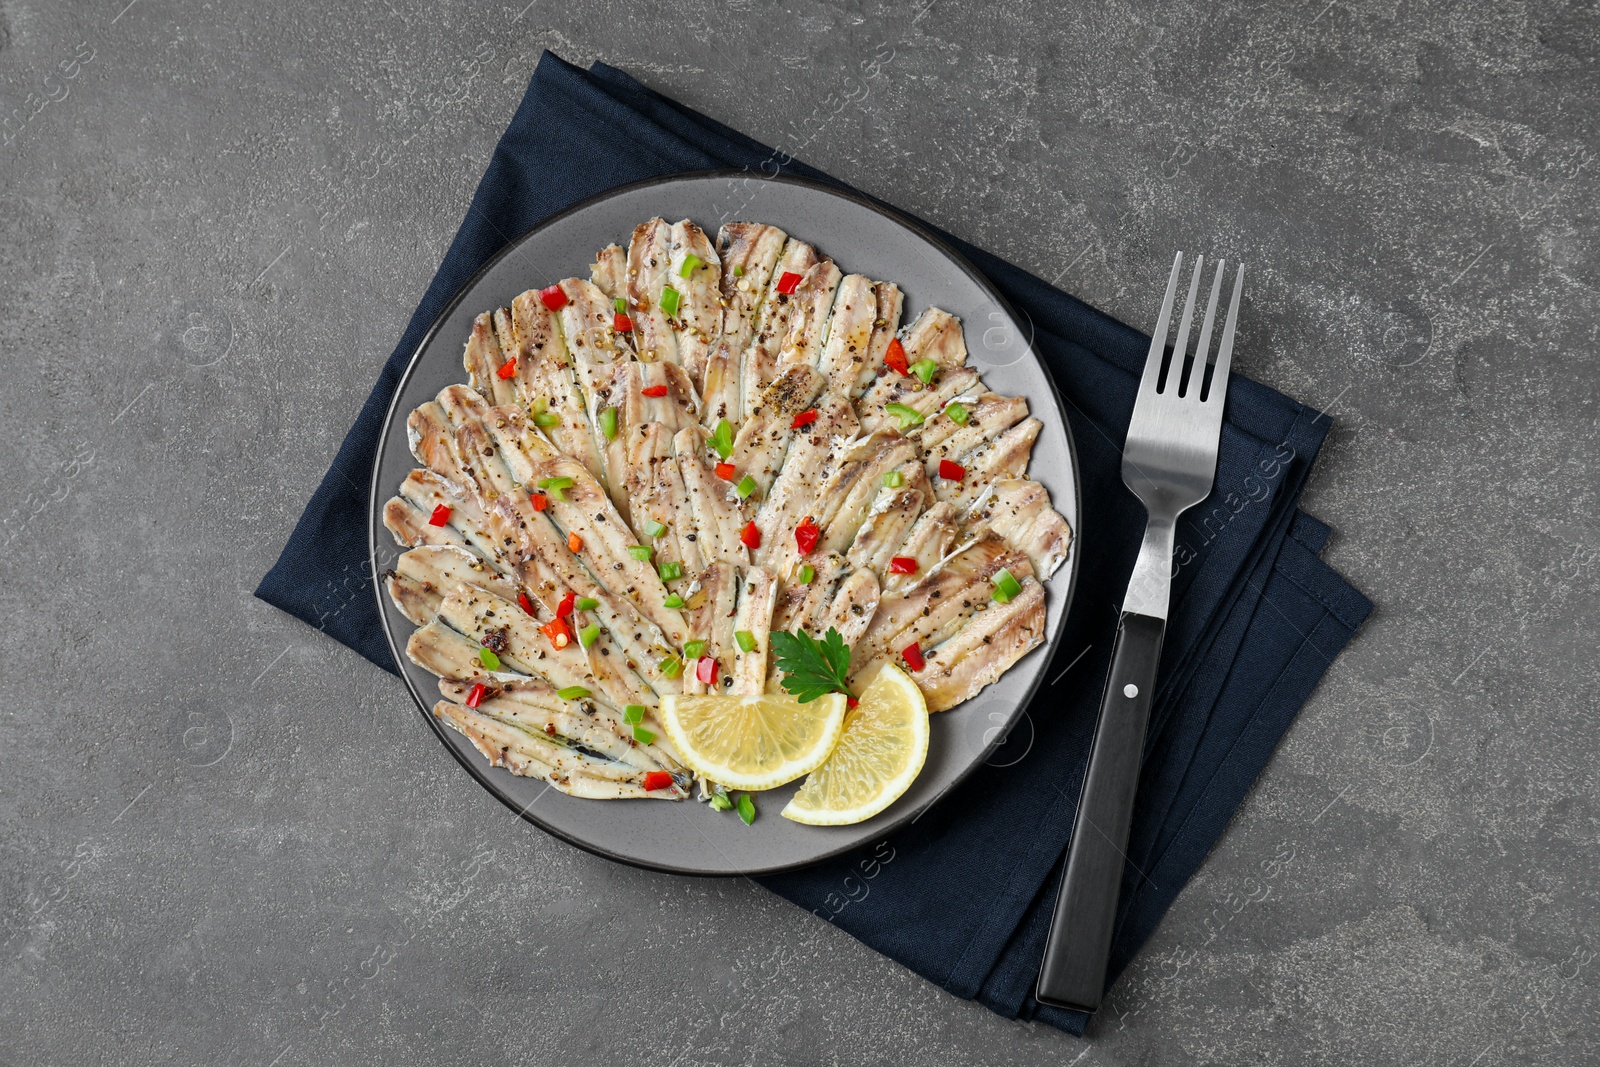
[641,384,669,398]
[846,696,860,710]
[695,656,718,685]
[884,337,909,376]
[714,462,737,481]
[794,518,819,556]
[613,312,634,333]
[938,459,966,481]
[465,683,486,709]
[556,591,576,618]
[888,556,918,574]
[540,617,571,650]
[530,492,549,512]
[428,504,452,527]
[790,408,818,429]
[539,284,568,312]
[901,643,926,672]
[517,592,536,616]
[496,359,517,380]
[642,770,673,791]
[740,521,761,550]
[776,271,802,295]
[568,531,584,553]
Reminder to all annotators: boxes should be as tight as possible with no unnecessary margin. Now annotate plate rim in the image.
[368,169,1082,876]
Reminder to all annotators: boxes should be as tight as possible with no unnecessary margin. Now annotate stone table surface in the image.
[2,1,1596,1063]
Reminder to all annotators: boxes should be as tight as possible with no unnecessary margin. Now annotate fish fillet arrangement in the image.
[382,218,1071,809]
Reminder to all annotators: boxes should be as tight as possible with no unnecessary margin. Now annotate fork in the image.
[1036,252,1245,1013]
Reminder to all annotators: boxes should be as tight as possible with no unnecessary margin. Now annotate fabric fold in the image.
[255,51,1372,1036]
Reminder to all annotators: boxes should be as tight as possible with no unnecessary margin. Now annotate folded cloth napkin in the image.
[256,52,1372,1035]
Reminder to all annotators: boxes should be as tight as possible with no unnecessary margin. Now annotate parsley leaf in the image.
[769,627,853,703]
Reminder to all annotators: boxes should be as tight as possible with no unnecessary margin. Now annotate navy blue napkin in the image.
[256,52,1371,1035]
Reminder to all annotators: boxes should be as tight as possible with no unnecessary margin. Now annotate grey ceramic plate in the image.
[369,172,1080,876]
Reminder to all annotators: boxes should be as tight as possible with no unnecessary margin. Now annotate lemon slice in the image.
[659,690,848,791]
[782,664,929,826]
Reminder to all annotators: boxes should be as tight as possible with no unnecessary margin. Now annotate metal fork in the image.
[1036,252,1245,1013]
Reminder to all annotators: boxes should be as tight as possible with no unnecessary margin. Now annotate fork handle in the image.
[1036,610,1165,1013]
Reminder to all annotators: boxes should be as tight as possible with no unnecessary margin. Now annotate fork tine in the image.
[1138,252,1184,398]
[1168,255,1204,394]
[1191,259,1226,400]
[1205,263,1245,405]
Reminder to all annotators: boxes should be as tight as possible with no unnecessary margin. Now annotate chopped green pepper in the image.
[533,410,561,428]
[735,630,757,653]
[735,475,757,499]
[683,640,706,660]
[575,597,598,611]
[536,476,574,501]
[664,593,685,609]
[909,358,938,384]
[736,793,756,826]
[659,286,681,317]
[578,622,600,648]
[556,685,591,700]
[478,647,501,670]
[628,545,652,561]
[711,418,735,459]
[645,519,667,539]
[599,406,618,440]
[632,725,657,745]
[658,560,683,582]
[991,567,1023,604]
[882,470,904,488]
[623,705,646,724]
[884,402,925,430]
[943,401,969,425]
[659,656,683,678]
[798,563,815,584]
[678,253,702,278]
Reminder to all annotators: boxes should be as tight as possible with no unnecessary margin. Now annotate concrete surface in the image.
[2,0,1596,1063]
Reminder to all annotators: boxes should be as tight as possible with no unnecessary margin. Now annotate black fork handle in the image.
[1036,611,1165,1012]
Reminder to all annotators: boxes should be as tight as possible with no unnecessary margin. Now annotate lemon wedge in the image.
[659,690,848,792]
[782,664,929,826]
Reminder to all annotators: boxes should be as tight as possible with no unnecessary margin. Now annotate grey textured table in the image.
[3,2,1596,1063]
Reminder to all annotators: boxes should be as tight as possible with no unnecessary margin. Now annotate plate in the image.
[369,171,1080,875]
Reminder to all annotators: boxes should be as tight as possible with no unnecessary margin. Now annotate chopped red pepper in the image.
[539,284,568,312]
[496,359,517,380]
[846,696,860,710]
[530,492,549,512]
[567,531,584,553]
[740,521,761,550]
[938,459,966,481]
[642,770,673,791]
[695,656,718,686]
[517,592,536,616]
[791,408,818,429]
[794,517,820,556]
[556,591,576,618]
[714,462,737,481]
[889,556,918,574]
[776,270,802,295]
[641,384,669,398]
[613,312,634,333]
[428,504,452,527]
[465,682,486,709]
[884,337,909,376]
[901,642,926,672]
[540,617,572,650]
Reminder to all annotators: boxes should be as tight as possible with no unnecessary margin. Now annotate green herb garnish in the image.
[710,789,733,811]
[769,627,853,704]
